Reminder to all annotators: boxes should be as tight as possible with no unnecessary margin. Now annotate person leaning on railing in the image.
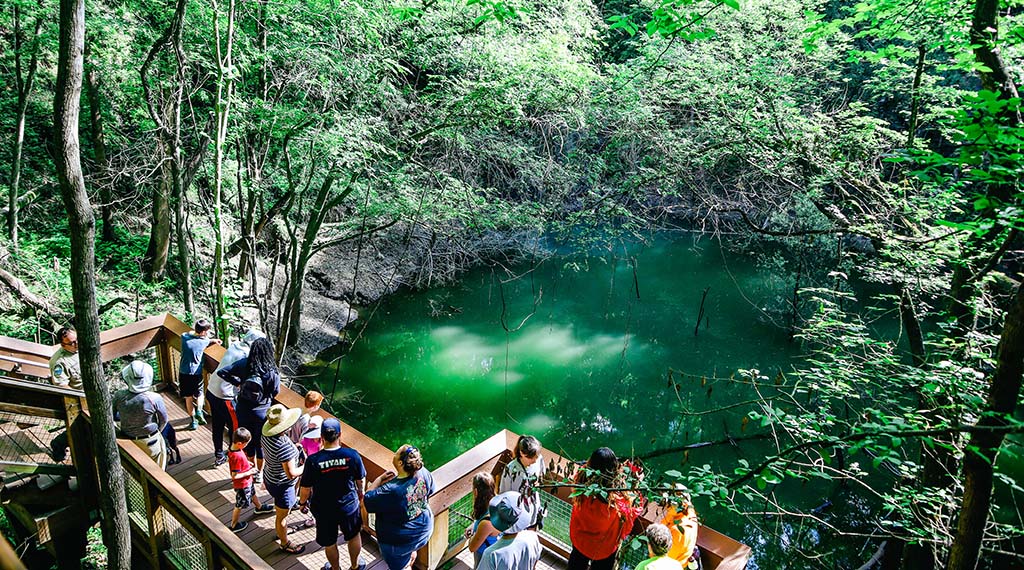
[364,444,435,570]
[464,472,500,567]
[567,447,642,570]
[209,330,264,467]
[218,337,281,484]
[113,361,169,470]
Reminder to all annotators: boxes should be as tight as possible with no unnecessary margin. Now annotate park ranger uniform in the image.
[49,347,82,390]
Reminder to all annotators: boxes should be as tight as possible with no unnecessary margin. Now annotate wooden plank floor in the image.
[160,391,567,570]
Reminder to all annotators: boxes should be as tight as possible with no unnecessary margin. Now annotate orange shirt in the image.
[570,494,641,560]
[662,505,699,565]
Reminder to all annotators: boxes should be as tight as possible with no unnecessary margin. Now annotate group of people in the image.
[46,322,702,570]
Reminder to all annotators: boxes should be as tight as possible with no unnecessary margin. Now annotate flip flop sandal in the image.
[280,541,305,555]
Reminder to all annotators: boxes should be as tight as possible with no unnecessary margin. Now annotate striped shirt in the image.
[262,432,299,485]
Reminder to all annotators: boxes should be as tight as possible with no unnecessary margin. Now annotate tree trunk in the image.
[53,0,131,567]
[905,44,926,148]
[85,58,115,242]
[170,151,194,315]
[278,174,343,350]
[8,10,43,249]
[142,172,171,281]
[210,0,236,341]
[945,2,1023,567]
[947,282,1024,569]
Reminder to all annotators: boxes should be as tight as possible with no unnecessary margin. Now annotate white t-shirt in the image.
[498,456,545,495]
[208,341,250,399]
[478,531,542,570]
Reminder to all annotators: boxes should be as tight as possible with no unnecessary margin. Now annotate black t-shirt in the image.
[299,446,367,515]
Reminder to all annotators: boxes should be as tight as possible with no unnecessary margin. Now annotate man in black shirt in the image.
[298,418,367,570]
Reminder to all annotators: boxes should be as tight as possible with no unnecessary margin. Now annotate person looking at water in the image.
[178,319,222,430]
[498,435,545,528]
[567,447,642,570]
[660,488,700,570]
[364,444,435,570]
[219,336,281,483]
[477,491,542,570]
[298,417,366,570]
[635,524,683,570]
[113,361,169,469]
[464,472,500,567]
[209,329,262,467]
[261,404,305,554]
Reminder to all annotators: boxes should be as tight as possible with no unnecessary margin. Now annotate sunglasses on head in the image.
[401,446,418,460]
[62,339,78,346]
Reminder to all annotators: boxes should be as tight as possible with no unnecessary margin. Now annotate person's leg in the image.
[346,534,362,569]
[185,395,194,418]
[152,434,168,470]
[195,387,206,424]
[567,547,592,570]
[230,506,242,528]
[325,545,341,570]
[340,510,363,570]
[208,392,226,458]
[275,506,289,544]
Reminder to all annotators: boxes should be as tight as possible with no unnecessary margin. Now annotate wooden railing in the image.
[0,314,751,570]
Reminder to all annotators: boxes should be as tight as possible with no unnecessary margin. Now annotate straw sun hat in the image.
[262,404,302,437]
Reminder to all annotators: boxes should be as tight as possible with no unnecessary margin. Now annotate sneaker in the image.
[254,472,263,486]
[230,521,249,533]
[213,454,227,467]
[254,504,275,515]
[195,411,207,426]
[188,419,199,431]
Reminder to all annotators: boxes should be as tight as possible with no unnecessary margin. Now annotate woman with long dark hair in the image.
[464,472,500,567]
[219,337,281,481]
[568,447,641,570]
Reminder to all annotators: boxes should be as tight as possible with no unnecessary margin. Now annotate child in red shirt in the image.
[228,427,273,532]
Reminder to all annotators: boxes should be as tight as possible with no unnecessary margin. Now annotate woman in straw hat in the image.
[113,361,169,469]
[261,403,305,554]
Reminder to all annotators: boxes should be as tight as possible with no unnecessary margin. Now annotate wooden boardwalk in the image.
[160,391,568,570]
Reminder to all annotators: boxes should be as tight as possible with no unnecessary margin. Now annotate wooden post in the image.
[141,471,165,570]
[155,334,173,391]
[64,395,99,513]
[419,509,449,570]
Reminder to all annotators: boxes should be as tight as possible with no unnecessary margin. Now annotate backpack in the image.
[238,374,264,404]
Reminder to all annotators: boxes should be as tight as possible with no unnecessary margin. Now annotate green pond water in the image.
[307,233,872,568]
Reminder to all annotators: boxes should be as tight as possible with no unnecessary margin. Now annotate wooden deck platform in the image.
[160,391,568,570]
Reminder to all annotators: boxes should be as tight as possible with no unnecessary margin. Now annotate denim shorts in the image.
[265,480,296,509]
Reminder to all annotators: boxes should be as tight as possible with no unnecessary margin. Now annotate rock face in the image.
[256,223,542,367]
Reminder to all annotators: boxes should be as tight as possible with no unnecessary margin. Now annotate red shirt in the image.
[569,494,641,560]
[228,450,253,490]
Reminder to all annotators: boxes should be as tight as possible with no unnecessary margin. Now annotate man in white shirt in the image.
[498,435,546,528]
[478,492,542,570]
[209,330,263,466]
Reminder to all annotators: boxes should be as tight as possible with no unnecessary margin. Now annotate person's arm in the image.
[153,397,169,430]
[283,458,303,480]
[298,485,312,512]
[219,358,246,385]
[356,478,365,502]
[367,470,397,491]
[267,370,281,398]
[467,519,498,551]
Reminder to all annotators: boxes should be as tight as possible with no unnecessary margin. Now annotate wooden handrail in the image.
[116,436,274,570]
[0,315,752,570]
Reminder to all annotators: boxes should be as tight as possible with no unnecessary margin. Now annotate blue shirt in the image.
[364,469,435,545]
[300,447,366,515]
[179,333,213,376]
